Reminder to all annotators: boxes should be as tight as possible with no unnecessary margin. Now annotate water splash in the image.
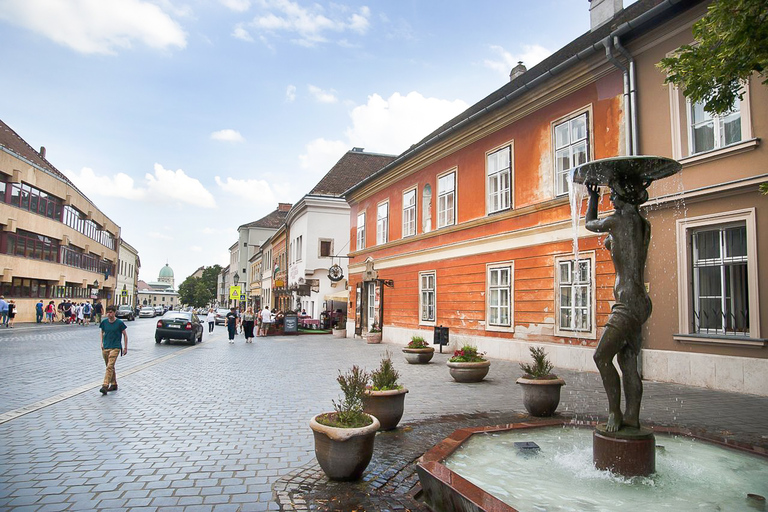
[568,168,589,260]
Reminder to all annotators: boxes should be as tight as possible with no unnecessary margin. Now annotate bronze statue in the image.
[585,178,651,432]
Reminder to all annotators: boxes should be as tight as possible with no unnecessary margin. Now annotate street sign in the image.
[240,294,246,301]
[121,290,128,297]
[229,286,241,300]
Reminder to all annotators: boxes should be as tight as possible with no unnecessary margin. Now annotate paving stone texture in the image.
[1,320,766,511]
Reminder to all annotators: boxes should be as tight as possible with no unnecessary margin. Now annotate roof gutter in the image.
[344,0,689,198]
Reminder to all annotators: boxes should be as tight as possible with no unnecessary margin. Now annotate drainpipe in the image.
[613,36,639,155]
[603,37,633,156]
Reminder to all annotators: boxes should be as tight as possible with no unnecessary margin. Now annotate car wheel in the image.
[197,330,203,343]
[155,335,162,344]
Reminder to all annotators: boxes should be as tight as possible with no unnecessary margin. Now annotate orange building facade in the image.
[344,0,767,394]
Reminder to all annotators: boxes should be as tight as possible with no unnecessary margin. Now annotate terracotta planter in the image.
[332,328,347,338]
[402,347,434,364]
[309,413,380,481]
[447,360,490,383]
[516,376,566,417]
[363,388,408,431]
[366,333,382,344]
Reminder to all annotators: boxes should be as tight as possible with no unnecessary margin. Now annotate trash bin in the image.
[284,313,298,335]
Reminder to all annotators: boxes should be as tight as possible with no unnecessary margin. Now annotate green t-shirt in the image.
[100,318,127,349]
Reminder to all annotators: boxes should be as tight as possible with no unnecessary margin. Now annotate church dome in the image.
[159,264,174,278]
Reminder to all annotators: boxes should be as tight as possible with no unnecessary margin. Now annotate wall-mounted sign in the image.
[328,264,344,282]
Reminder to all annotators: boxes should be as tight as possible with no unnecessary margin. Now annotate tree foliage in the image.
[178,264,222,307]
[658,0,768,115]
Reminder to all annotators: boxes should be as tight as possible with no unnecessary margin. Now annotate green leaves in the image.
[658,0,768,115]
[178,264,222,307]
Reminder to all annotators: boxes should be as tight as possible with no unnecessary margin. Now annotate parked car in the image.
[154,305,164,316]
[155,311,203,345]
[116,304,135,321]
[215,308,230,325]
[139,307,156,318]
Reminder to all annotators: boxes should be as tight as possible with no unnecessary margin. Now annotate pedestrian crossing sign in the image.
[229,286,241,300]
[121,290,128,297]
[240,294,246,301]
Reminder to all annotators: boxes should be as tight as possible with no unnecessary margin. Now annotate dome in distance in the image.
[159,264,174,278]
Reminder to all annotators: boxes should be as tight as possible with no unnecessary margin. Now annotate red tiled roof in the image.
[309,149,396,197]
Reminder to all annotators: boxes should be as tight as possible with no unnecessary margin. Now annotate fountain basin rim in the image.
[571,156,681,186]
[416,418,768,512]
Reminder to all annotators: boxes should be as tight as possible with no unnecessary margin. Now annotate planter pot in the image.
[516,377,566,417]
[363,388,408,431]
[310,413,380,481]
[447,360,490,383]
[366,333,382,344]
[332,328,347,338]
[402,347,434,364]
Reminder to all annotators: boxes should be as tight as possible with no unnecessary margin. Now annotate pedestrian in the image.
[76,303,84,326]
[36,300,44,323]
[7,300,16,327]
[206,308,215,333]
[259,306,272,337]
[99,305,128,395]
[58,300,65,322]
[63,301,72,324]
[226,307,239,344]
[93,300,103,325]
[0,296,8,327]
[242,307,256,343]
[83,302,92,326]
[45,301,56,323]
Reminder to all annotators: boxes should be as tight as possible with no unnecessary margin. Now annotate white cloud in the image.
[285,84,296,102]
[146,164,216,208]
[215,176,292,208]
[232,23,254,41]
[210,129,245,142]
[0,0,187,55]
[483,44,552,77]
[248,0,371,47]
[219,0,251,12]
[308,85,337,104]
[298,138,349,174]
[62,167,146,200]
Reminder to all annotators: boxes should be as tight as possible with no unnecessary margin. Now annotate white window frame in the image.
[675,208,760,342]
[687,96,744,156]
[356,212,366,251]
[554,252,596,339]
[402,187,417,238]
[419,270,436,326]
[552,108,591,197]
[437,169,456,229]
[486,262,514,333]
[486,143,513,214]
[376,201,389,245]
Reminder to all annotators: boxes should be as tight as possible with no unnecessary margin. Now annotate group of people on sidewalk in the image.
[214,305,276,344]
[28,298,104,326]
[0,296,17,328]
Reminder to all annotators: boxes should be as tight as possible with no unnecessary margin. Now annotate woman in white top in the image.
[206,309,215,333]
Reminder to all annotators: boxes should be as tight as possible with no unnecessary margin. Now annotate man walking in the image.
[226,307,239,344]
[99,305,128,395]
[93,300,103,325]
[36,300,44,323]
[0,296,8,327]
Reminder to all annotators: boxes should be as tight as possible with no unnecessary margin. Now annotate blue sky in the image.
[0,0,636,284]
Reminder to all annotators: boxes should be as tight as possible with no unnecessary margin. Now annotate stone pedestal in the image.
[593,425,655,477]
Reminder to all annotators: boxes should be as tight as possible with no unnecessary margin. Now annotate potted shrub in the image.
[446,344,490,383]
[402,335,434,364]
[363,351,408,431]
[332,316,347,338]
[309,365,380,481]
[516,346,566,417]
[365,325,382,344]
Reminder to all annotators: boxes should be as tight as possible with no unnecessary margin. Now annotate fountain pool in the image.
[417,421,768,512]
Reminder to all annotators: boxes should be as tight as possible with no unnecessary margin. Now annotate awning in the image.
[324,290,349,301]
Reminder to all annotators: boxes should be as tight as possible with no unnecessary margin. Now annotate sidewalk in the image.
[0,329,766,511]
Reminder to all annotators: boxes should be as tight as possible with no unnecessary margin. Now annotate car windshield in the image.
[141,307,154,311]
[118,306,131,310]
[216,309,229,315]
[163,312,191,320]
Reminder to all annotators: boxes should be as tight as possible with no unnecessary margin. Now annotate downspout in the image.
[613,36,639,155]
[603,37,634,156]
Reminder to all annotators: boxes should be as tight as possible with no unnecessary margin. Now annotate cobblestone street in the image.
[1,320,767,511]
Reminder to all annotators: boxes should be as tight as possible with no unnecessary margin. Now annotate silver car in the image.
[139,307,156,318]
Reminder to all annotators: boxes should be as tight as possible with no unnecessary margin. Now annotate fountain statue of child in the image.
[585,179,652,433]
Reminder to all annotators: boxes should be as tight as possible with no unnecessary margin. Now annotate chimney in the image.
[352,147,364,152]
[589,0,623,31]
[509,61,527,81]
[278,203,292,212]
[39,146,46,159]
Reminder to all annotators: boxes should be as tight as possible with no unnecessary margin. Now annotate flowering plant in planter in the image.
[449,344,487,363]
[407,336,429,349]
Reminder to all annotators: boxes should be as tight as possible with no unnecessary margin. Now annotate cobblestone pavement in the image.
[1,321,767,511]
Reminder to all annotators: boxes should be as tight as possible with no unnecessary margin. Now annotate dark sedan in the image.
[116,304,135,321]
[155,311,203,345]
